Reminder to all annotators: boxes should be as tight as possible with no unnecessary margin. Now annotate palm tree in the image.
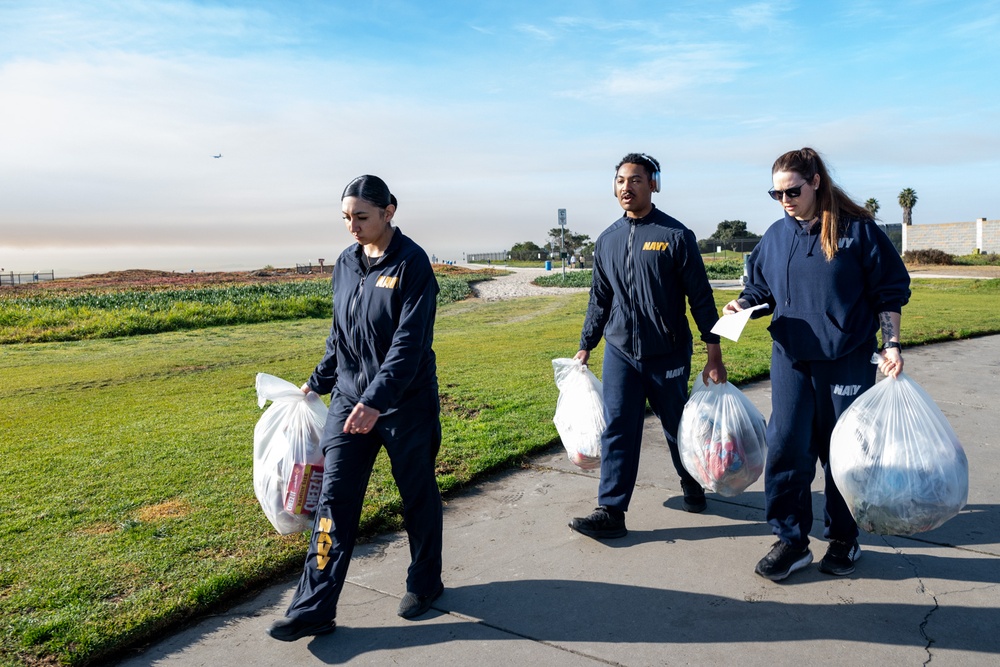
[898,188,918,226]
[864,198,880,217]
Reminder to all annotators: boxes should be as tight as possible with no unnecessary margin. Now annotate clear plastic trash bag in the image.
[678,376,767,497]
[253,373,328,534]
[552,358,604,470]
[830,372,968,536]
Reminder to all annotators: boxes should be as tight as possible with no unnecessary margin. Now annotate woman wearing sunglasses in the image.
[723,147,910,581]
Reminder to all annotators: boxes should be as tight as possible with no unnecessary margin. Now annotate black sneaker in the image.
[397,583,444,619]
[754,540,813,581]
[680,481,707,513]
[569,506,627,539]
[819,539,861,576]
[266,616,336,642]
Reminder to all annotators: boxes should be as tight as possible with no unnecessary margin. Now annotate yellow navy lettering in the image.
[316,517,333,570]
[642,241,669,251]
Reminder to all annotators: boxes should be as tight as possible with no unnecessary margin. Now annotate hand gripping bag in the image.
[678,376,767,497]
[830,373,968,536]
[552,358,604,470]
[253,373,328,534]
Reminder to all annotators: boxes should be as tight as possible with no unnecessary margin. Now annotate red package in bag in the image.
[284,463,325,514]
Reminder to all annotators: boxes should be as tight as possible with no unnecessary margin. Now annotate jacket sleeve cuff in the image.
[876,301,903,314]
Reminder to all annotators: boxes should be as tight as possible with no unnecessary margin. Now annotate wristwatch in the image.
[882,341,902,351]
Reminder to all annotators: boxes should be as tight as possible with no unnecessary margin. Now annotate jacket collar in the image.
[623,204,658,225]
[350,226,405,269]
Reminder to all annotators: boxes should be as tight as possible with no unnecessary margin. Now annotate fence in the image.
[466,252,508,263]
[698,237,762,254]
[0,271,55,286]
[295,263,332,275]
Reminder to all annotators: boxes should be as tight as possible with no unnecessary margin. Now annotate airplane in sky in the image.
[212,153,222,158]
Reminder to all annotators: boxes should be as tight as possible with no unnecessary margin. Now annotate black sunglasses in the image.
[768,182,809,201]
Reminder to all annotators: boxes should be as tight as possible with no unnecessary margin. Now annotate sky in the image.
[2,0,999,276]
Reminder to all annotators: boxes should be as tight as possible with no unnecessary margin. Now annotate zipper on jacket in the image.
[626,221,639,358]
[349,260,372,395]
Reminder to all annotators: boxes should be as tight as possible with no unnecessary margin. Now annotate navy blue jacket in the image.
[740,213,910,361]
[580,206,721,360]
[307,228,438,414]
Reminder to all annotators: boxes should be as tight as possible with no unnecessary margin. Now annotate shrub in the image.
[904,249,954,265]
[534,271,593,288]
[954,253,1000,266]
[703,259,744,279]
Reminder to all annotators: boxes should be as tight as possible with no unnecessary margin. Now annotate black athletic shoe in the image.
[398,583,444,619]
[754,540,813,581]
[680,481,707,513]
[818,539,861,576]
[266,616,336,642]
[568,506,627,539]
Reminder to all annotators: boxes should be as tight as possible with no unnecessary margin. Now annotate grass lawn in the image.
[1,278,998,666]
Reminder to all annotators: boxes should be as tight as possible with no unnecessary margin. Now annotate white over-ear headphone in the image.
[640,153,661,192]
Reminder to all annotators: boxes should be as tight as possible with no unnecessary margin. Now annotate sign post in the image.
[558,208,567,278]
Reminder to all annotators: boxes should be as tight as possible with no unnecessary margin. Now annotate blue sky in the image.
[2,0,999,274]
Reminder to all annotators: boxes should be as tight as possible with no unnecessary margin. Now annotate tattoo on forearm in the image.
[879,312,896,342]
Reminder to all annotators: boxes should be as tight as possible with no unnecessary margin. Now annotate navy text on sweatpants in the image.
[598,342,698,512]
[285,391,443,623]
[765,340,876,547]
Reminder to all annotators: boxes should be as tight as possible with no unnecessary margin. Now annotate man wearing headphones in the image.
[570,153,727,539]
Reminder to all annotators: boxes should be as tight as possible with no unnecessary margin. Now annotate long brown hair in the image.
[772,147,872,261]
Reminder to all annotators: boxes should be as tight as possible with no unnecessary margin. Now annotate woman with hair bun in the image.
[723,148,910,581]
[268,175,444,641]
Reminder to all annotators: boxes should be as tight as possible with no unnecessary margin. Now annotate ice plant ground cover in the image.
[0,277,998,666]
[0,266,503,343]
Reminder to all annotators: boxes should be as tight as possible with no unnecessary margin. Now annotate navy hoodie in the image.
[580,206,721,360]
[307,228,438,414]
[740,213,910,362]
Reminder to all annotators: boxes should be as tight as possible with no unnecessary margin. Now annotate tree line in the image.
[506,188,919,260]
[508,228,595,261]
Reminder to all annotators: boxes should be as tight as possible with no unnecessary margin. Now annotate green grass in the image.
[2,279,999,666]
[532,260,743,289]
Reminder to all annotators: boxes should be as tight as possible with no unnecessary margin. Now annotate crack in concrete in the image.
[882,537,939,665]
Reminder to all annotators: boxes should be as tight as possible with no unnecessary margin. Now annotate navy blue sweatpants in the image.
[765,341,876,548]
[598,342,697,512]
[285,390,443,623]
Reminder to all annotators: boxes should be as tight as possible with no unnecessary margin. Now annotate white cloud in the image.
[514,23,555,41]
[728,1,794,29]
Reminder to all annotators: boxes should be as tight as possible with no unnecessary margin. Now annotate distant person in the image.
[723,147,910,580]
[569,153,727,540]
[268,175,443,642]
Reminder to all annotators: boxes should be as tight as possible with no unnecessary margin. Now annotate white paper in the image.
[711,304,770,342]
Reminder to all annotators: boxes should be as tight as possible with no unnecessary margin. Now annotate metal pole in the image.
[558,208,567,278]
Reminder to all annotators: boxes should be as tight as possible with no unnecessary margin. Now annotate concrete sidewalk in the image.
[116,336,1000,666]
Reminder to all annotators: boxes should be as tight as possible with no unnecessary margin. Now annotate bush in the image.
[904,249,954,265]
[534,271,593,288]
[703,259,744,279]
[954,253,1000,266]
[437,275,474,303]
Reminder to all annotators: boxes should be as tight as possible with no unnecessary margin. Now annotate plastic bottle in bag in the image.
[253,373,328,534]
[830,372,968,536]
[678,376,767,497]
[552,358,605,470]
